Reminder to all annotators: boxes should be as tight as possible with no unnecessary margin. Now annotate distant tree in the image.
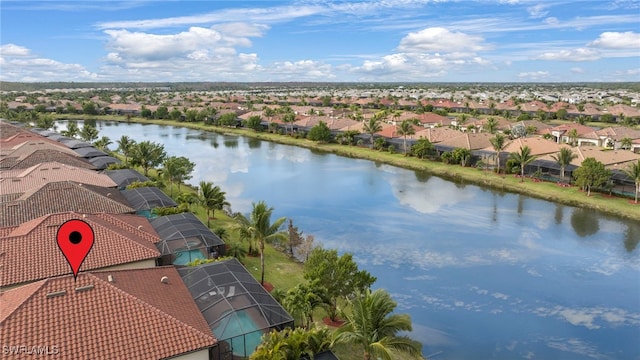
[130,140,167,176]
[556,108,567,120]
[411,138,434,159]
[185,109,198,122]
[452,147,472,166]
[155,105,169,119]
[600,113,614,123]
[36,115,55,130]
[116,135,136,164]
[245,115,263,131]
[573,157,611,196]
[283,281,325,329]
[304,247,376,321]
[308,121,332,143]
[623,160,640,203]
[61,121,80,138]
[34,104,47,113]
[79,123,99,142]
[140,106,153,119]
[567,129,579,146]
[484,117,498,134]
[169,108,182,120]
[490,134,507,173]
[333,288,424,360]
[363,117,383,149]
[199,181,229,226]
[282,111,296,135]
[263,107,276,122]
[551,148,578,182]
[162,156,195,196]
[82,102,98,115]
[620,137,633,150]
[397,120,415,155]
[93,136,112,152]
[508,145,537,181]
[218,112,238,127]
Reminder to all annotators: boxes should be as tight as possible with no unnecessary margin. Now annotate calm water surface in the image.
[64,121,640,359]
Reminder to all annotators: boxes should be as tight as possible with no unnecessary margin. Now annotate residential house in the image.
[0,162,117,196]
[1,267,217,359]
[0,181,134,227]
[0,212,161,289]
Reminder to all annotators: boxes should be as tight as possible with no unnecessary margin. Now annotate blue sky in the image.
[1,0,639,82]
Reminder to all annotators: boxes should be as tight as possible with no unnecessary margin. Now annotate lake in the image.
[60,121,640,359]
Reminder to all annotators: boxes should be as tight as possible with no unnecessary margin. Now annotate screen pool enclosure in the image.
[151,212,226,265]
[178,258,294,359]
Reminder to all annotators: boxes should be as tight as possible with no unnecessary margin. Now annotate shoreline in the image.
[57,115,640,222]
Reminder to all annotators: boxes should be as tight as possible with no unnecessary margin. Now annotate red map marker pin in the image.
[56,219,95,280]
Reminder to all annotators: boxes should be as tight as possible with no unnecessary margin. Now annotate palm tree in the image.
[551,147,578,183]
[490,134,506,173]
[333,288,424,360]
[363,117,382,149]
[282,112,296,135]
[61,121,79,138]
[116,135,136,164]
[620,137,633,150]
[397,120,415,156]
[484,117,498,134]
[623,160,640,203]
[235,201,287,285]
[567,128,579,146]
[509,145,537,182]
[93,136,112,152]
[199,181,229,227]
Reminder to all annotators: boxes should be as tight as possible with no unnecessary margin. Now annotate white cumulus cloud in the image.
[537,48,600,61]
[398,27,489,53]
[588,31,640,49]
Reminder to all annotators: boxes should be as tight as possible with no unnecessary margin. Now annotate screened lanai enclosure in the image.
[151,212,226,266]
[103,169,150,190]
[120,187,177,218]
[178,259,294,359]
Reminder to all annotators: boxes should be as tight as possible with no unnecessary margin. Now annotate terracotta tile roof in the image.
[417,112,451,126]
[1,269,216,359]
[0,162,116,195]
[0,122,30,139]
[436,133,495,150]
[571,146,640,170]
[491,137,572,156]
[0,149,95,170]
[594,126,640,140]
[548,123,596,136]
[0,140,76,157]
[0,132,61,148]
[375,124,422,138]
[0,181,134,227]
[520,101,549,112]
[0,212,161,287]
[410,127,463,142]
[606,104,640,118]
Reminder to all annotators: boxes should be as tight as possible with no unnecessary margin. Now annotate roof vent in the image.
[160,276,169,284]
[137,225,143,230]
[75,284,94,292]
[107,193,111,197]
[82,214,87,218]
[107,275,114,283]
[46,290,67,298]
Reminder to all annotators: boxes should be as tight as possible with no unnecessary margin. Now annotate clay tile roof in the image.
[0,162,116,195]
[0,149,95,170]
[571,146,640,169]
[0,181,134,228]
[436,133,495,150]
[595,126,640,140]
[0,121,30,139]
[417,112,450,125]
[1,269,216,359]
[0,132,60,148]
[0,212,161,287]
[0,140,76,158]
[549,123,596,136]
[410,127,464,142]
[493,137,571,156]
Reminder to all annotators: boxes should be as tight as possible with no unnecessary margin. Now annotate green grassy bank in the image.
[58,114,640,221]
